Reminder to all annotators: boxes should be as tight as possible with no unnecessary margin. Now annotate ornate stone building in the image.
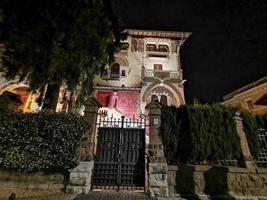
[0,29,191,114]
[93,29,191,118]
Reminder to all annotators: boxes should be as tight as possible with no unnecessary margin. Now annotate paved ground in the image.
[74,192,153,200]
[74,192,188,200]
[0,188,75,200]
[0,188,188,200]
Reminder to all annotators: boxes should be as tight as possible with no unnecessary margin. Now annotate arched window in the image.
[160,95,167,106]
[151,94,158,102]
[110,63,120,80]
[131,39,138,52]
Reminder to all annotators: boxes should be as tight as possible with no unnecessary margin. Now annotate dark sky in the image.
[118,0,267,103]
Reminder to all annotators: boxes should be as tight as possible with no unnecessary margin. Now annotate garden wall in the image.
[0,170,66,191]
[168,165,267,199]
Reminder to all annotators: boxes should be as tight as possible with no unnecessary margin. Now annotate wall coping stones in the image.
[68,161,93,173]
[168,165,263,174]
[256,167,267,174]
[0,170,65,192]
[167,164,267,199]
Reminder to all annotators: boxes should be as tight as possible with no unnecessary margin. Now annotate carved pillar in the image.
[146,99,169,198]
[66,97,101,194]
[234,112,256,172]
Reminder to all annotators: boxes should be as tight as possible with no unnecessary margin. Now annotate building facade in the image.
[0,29,191,114]
[93,29,191,118]
[223,76,267,115]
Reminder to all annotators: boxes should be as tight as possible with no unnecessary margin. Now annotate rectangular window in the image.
[146,44,156,51]
[158,45,169,52]
[154,64,163,70]
[247,100,254,110]
[121,70,126,76]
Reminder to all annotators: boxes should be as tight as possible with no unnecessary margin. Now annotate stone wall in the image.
[168,165,267,199]
[0,170,66,191]
[66,161,94,194]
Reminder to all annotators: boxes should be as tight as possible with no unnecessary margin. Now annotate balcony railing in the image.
[143,70,180,80]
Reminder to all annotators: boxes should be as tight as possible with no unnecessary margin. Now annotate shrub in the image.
[256,113,267,129]
[161,104,243,164]
[240,110,260,159]
[0,109,90,173]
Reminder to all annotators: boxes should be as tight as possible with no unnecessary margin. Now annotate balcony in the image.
[146,44,169,58]
[142,69,180,81]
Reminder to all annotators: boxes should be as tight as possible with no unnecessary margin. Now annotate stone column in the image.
[146,99,169,198]
[80,97,101,161]
[234,112,256,172]
[66,97,101,194]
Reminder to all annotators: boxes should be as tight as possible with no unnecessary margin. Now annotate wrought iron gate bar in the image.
[98,114,146,129]
[257,128,267,167]
[92,114,146,191]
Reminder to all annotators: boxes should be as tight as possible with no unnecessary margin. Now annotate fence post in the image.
[146,99,169,198]
[81,97,102,161]
[66,97,101,194]
[234,111,256,172]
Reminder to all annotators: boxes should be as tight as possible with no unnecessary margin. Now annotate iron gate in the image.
[92,114,146,191]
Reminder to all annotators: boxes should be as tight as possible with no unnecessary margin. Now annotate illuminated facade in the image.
[93,29,191,118]
[223,76,267,115]
[0,44,37,113]
[0,30,191,114]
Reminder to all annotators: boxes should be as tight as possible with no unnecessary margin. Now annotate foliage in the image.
[0,109,90,173]
[0,0,125,107]
[256,113,267,130]
[161,104,243,164]
[240,110,260,159]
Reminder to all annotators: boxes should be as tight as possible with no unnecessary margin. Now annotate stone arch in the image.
[114,56,129,67]
[142,82,184,106]
[142,80,161,102]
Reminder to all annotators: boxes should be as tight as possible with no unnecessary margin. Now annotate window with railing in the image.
[158,45,169,52]
[146,44,157,51]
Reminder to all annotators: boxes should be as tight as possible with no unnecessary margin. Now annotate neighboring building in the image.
[93,29,191,119]
[223,76,267,115]
[0,44,38,113]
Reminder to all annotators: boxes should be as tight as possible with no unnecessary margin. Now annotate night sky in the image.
[118,0,267,103]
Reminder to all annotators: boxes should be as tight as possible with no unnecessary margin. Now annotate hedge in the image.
[0,109,90,173]
[161,104,260,164]
[256,113,267,130]
[240,110,261,159]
